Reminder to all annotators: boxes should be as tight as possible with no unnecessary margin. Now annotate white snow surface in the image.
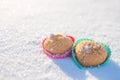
[0,0,120,80]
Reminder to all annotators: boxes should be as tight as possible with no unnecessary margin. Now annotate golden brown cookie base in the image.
[44,34,73,54]
[75,41,108,67]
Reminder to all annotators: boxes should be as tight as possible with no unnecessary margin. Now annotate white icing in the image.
[50,34,54,37]
[84,46,92,51]
[50,47,54,51]
[49,34,54,39]
[80,50,84,53]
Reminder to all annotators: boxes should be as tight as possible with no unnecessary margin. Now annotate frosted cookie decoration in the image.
[72,38,111,68]
[42,34,75,59]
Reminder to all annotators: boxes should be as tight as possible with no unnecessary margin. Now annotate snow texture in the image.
[0,0,120,80]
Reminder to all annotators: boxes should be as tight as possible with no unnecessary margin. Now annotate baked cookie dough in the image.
[75,41,108,67]
[44,34,73,55]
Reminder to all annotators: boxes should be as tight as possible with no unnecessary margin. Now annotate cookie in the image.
[75,41,108,67]
[44,34,73,55]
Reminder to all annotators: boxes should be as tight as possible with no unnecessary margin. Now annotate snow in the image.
[0,0,120,80]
